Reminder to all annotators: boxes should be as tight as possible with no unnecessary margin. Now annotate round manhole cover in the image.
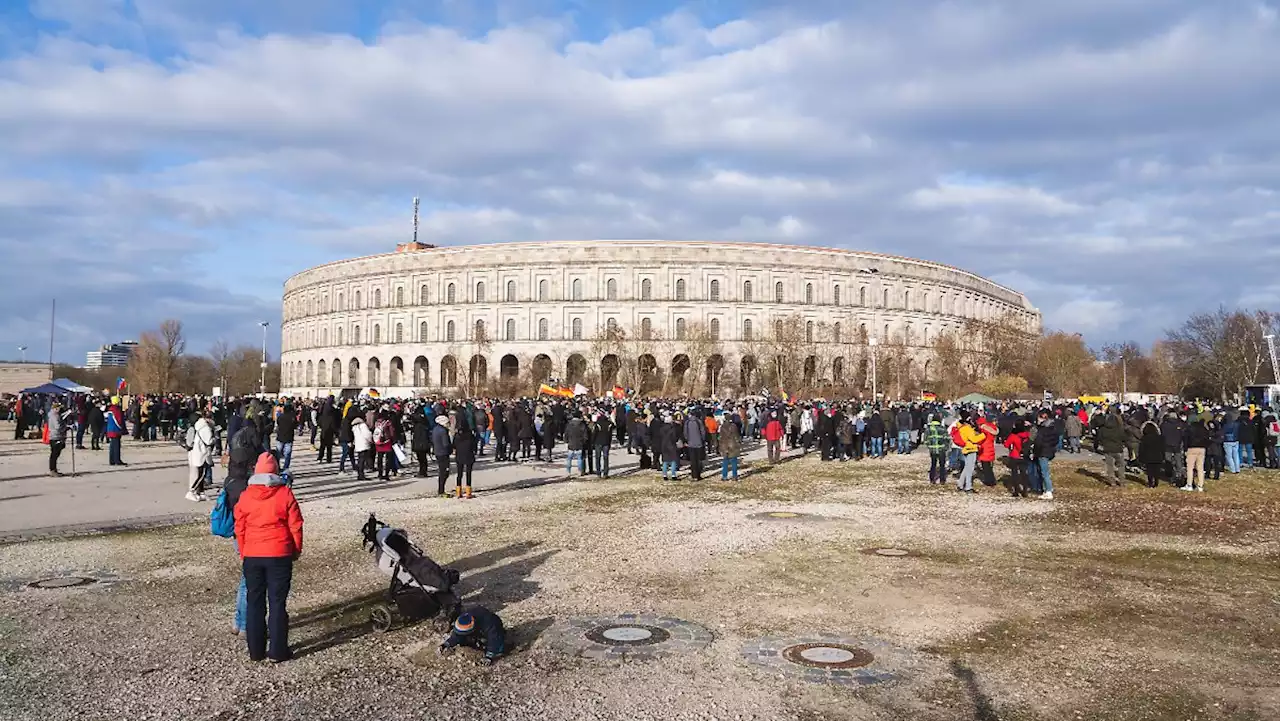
[586,624,671,646]
[875,548,910,557]
[27,576,98,590]
[548,615,713,661]
[782,642,875,669]
[748,511,822,521]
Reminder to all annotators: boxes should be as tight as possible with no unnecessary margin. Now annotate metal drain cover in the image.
[742,635,912,686]
[27,576,98,590]
[548,614,712,661]
[860,547,914,557]
[586,624,671,646]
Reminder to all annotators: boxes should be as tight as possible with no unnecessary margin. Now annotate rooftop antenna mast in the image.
[412,196,420,243]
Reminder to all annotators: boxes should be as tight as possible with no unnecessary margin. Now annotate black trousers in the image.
[456,458,474,488]
[688,447,705,480]
[376,450,392,479]
[415,450,429,477]
[243,556,292,662]
[495,437,507,461]
[317,431,334,462]
[436,455,451,494]
[49,440,65,472]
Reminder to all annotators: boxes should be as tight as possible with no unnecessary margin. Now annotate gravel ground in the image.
[2,449,1278,721]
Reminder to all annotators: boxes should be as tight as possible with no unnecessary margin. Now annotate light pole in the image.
[869,337,879,401]
[17,345,27,363]
[259,321,270,396]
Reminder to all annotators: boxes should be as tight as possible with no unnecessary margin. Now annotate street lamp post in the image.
[259,321,270,396]
[869,337,879,400]
[17,345,27,363]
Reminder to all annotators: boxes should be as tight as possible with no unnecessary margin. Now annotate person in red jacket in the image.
[762,410,786,463]
[977,415,999,487]
[234,452,303,662]
[1003,420,1032,497]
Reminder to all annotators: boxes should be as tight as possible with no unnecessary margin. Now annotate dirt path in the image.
[2,450,1278,720]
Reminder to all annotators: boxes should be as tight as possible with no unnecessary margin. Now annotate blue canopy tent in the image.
[19,382,73,395]
[51,378,93,393]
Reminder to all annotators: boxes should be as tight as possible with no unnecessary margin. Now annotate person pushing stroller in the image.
[437,606,506,666]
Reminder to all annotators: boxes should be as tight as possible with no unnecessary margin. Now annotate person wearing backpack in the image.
[185,411,216,502]
[373,410,396,480]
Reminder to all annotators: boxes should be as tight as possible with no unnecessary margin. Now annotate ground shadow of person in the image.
[950,659,1001,721]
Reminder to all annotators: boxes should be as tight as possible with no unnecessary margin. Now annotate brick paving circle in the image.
[27,576,98,590]
[547,614,713,662]
[742,635,913,686]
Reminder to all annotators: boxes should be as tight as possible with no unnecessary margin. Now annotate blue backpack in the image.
[209,489,235,538]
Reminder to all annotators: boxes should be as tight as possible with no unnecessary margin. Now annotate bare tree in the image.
[125,319,186,394]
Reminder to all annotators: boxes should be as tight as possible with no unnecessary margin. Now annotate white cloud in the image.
[909,182,1083,215]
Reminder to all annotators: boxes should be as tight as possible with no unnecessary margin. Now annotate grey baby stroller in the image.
[361,514,461,633]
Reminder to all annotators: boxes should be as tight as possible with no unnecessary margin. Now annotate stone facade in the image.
[278,240,1040,397]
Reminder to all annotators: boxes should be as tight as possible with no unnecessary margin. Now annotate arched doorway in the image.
[600,354,620,388]
[468,355,488,389]
[389,357,403,387]
[803,355,817,388]
[566,354,587,385]
[740,355,757,391]
[332,359,342,387]
[440,356,458,387]
[367,357,382,387]
[705,354,725,396]
[413,356,429,386]
[347,358,360,387]
[638,354,659,394]
[317,360,327,387]
[532,354,553,384]
[670,354,690,391]
[305,361,314,387]
[832,357,845,385]
[500,354,519,379]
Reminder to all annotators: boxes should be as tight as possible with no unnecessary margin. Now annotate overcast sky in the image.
[1,0,1277,363]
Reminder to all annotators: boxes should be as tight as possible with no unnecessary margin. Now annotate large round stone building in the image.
[279,240,1039,398]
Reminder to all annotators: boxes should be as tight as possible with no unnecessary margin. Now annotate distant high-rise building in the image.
[85,341,139,370]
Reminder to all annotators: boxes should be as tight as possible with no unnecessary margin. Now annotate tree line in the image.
[56,320,282,396]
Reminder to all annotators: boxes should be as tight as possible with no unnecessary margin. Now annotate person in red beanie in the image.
[234,452,303,662]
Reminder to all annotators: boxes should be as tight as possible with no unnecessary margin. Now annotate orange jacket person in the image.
[234,452,303,662]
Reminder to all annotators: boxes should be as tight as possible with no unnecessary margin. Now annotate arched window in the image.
[606,278,618,301]
[321,327,328,345]
[858,287,865,306]
[743,280,753,302]
[538,318,549,341]
[774,320,783,338]
[641,317,652,340]
[775,281,784,303]
[353,325,361,344]
[743,319,753,341]
[710,318,720,340]
[884,323,890,340]
[475,281,485,303]
[447,283,456,304]
[882,288,889,308]
[355,290,362,309]
[641,278,652,300]
[923,292,930,313]
[834,322,842,342]
[572,278,582,301]
[506,280,516,302]
[833,286,841,305]
[805,283,814,304]
[709,280,720,301]
[446,320,455,342]
[538,279,548,301]
[394,323,403,343]
[419,321,428,342]
[675,279,686,301]
[337,292,344,310]
[571,318,583,340]
[420,284,428,305]
[373,324,381,344]
[904,290,911,310]
[606,318,618,335]
[505,318,516,341]
[395,287,404,307]
[675,318,687,340]
[806,321,814,343]
[905,323,914,344]
[374,289,382,308]
[474,319,486,341]
[323,294,329,312]
[337,326,344,345]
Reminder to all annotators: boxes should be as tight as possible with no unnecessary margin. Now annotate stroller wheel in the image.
[370,604,394,633]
